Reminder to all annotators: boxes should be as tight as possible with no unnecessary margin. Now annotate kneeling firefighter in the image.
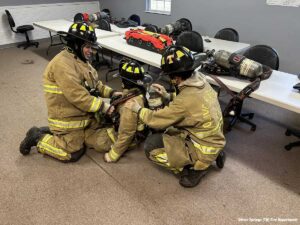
[19,22,122,162]
[103,59,152,163]
[125,45,226,188]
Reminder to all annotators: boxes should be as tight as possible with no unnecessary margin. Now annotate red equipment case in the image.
[125,29,173,54]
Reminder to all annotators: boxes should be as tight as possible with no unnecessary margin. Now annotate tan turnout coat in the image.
[138,72,226,170]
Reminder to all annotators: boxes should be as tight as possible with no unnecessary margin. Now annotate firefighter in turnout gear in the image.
[19,22,122,162]
[103,59,152,163]
[125,45,226,188]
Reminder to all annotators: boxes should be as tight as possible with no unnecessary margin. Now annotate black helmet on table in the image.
[161,45,200,77]
[119,59,152,90]
[57,22,98,62]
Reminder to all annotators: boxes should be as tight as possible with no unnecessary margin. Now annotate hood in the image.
[178,71,206,90]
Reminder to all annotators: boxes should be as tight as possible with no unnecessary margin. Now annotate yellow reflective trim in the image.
[176,50,185,58]
[72,24,78,29]
[108,147,120,161]
[193,117,223,139]
[139,108,148,120]
[48,118,90,129]
[191,139,221,155]
[44,89,63,94]
[88,97,101,112]
[137,123,144,131]
[134,67,140,74]
[89,26,94,31]
[103,87,112,97]
[161,57,165,65]
[38,141,68,157]
[80,25,86,31]
[42,134,52,143]
[154,153,168,163]
[43,84,63,94]
[141,67,144,73]
[107,128,116,143]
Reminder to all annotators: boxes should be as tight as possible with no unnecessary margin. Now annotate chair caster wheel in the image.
[285,130,291,136]
[248,114,254,119]
[251,126,256,131]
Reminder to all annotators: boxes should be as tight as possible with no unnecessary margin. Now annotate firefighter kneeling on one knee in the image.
[125,45,226,188]
[103,59,152,163]
[19,22,122,162]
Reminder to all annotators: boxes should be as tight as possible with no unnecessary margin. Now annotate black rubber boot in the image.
[179,167,208,188]
[216,151,226,169]
[39,126,52,134]
[19,126,42,155]
[69,148,86,162]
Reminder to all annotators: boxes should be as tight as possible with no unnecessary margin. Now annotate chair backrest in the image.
[128,14,141,25]
[101,9,111,17]
[5,10,16,30]
[178,18,193,31]
[243,45,279,70]
[176,31,204,53]
[214,28,239,42]
[74,13,84,22]
[99,19,111,31]
[145,24,159,33]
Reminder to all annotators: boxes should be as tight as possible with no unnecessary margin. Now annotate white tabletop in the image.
[205,71,300,113]
[202,36,250,53]
[98,35,162,67]
[33,19,120,39]
[33,19,72,33]
[110,24,145,34]
[98,35,251,68]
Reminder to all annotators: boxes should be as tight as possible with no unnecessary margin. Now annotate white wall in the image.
[0,1,100,46]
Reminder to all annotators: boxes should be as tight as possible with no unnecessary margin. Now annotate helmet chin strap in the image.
[81,44,92,62]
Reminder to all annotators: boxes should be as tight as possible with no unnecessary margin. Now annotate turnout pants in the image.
[144,132,220,173]
[37,119,115,161]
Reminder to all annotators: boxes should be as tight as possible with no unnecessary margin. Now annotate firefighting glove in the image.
[104,149,120,163]
[151,83,170,101]
[101,102,111,114]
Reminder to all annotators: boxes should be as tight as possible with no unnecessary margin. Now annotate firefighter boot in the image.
[216,151,226,169]
[179,167,208,188]
[39,126,52,134]
[19,126,43,155]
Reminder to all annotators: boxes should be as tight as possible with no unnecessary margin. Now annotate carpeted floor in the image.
[0,40,299,225]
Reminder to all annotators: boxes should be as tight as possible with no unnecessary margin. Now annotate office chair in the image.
[92,19,112,70]
[225,45,279,131]
[128,14,141,25]
[101,9,111,18]
[176,31,204,53]
[214,28,239,42]
[5,10,39,49]
[178,18,193,31]
[98,19,111,31]
[285,129,300,150]
[74,13,84,22]
[243,45,279,70]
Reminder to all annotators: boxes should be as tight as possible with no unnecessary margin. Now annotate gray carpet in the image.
[0,40,299,225]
